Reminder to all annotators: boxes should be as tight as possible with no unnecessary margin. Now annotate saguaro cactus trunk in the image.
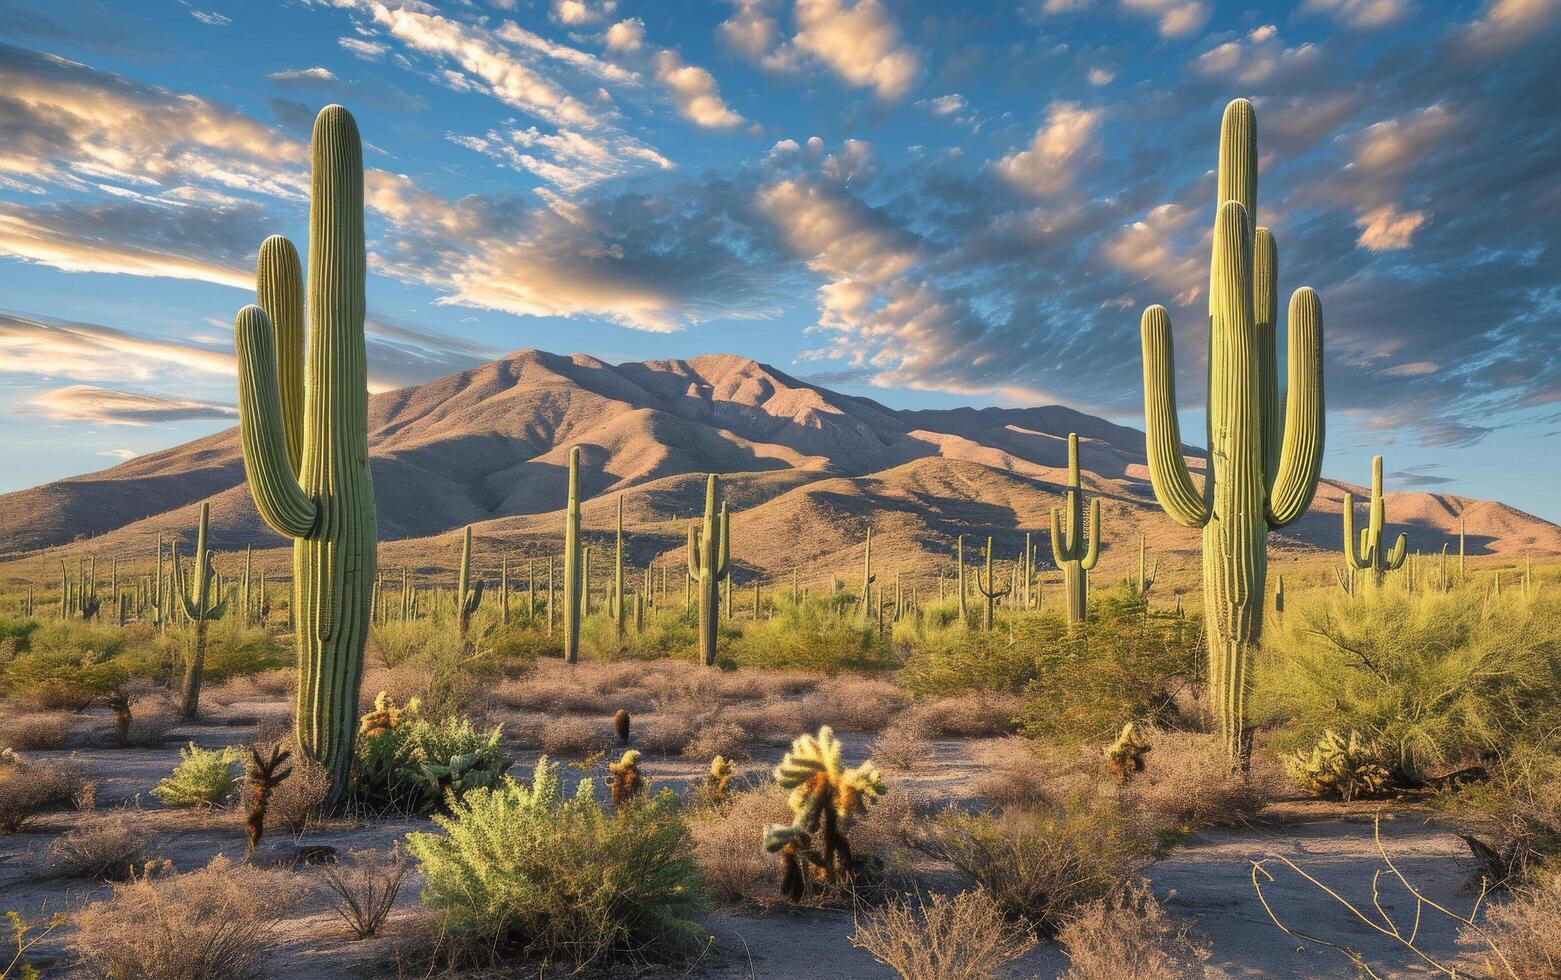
[1139,99,1324,760]
[564,447,583,663]
[456,525,484,644]
[688,474,731,667]
[1050,433,1101,625]
[232,104,377,808]
[174,501,228,720]
[1343,455,1407,588]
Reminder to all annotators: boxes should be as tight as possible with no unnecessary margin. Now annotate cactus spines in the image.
[455,525,484,644]
[1050,433,1101,625]
[173,501,228,721]
[974,536,1011,632]
[1139,99,1325,760]
[233,104,377,808]
[1343,455,1407,587]
[564,447,583,663]
[688,474,731,667]
[762,726,884,902]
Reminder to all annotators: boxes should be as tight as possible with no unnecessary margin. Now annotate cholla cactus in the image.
[706,755,735,805]
[762,726,885,901]
[607,749,644,804]
[245,743,293,855]
[1104,722,1152,782]
[1285,729,1390,802]
[359,691,419,737]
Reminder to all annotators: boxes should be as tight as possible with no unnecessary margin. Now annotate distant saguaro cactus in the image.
[1050,433,1100,625]
[687,474,731,667]
[174,501,228,721]
[1343,455,1407,588]
[456,525,484,643]
[975,536,1011,632]
[564,447,584,663]
[232,104,377,807]
[1138,99,1324,760]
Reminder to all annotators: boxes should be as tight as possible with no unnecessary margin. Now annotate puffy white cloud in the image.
[1355,203,1430,250]
[994,102,1100,196]
[1300,0,1411,29]
[1455,0,1559,57]
[778,0,921,100]
[1120,0,1210,38]
[653,50,747,129]
[604,18,644,52]
[1193,25,1319,85]
[338,36,388,59]
[1352,104,1460,173]
[450,126,672,191]
[719,0,780,58]
[1087,66,1116,86]
[550,0,617,25]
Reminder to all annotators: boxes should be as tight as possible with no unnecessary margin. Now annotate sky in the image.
[0,0,1558,521]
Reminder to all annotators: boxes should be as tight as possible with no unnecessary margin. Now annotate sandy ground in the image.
[1,704,1495,979]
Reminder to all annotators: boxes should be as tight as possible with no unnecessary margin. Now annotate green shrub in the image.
[0,620,162,709]
[405,757,707,969]
[0,616,39,652]
[351,708,512,815]
[198,626,290,681]
[726,596,892,672]
[901,612,1060,697]
[151,743,240,808]
[1254,587,1559,782]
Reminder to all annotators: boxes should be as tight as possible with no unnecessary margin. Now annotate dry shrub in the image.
[1464,879,1561,978]
[720,699,814,745]
[682,721,750,762]
[45,810,153,880]
[358,664,434,714]
[123,697,177,747]
[638,714,697,755]
[0,711,70,750]
[930,797,1152,935]
[494,661,656,715]
[0,755,86,833]
[246,737,328,835]
[798,677,908,732]
[851,888,1037,980]
[871,722,932,772]
[72,855,295,980]
[905,692,1021,738]
[688,784,792,905]
[1128,730,1278,832]
[1059,880,1208,979]
[207,668,293,706]
[538,715,610,757]
[965,737,1092,808]
[321,846,411,939]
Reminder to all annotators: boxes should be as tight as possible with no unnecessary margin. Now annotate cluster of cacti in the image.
[1285,729,1390,802]
[687,474,732,667]
[233,104,377,809]
[1051,432,1101,625]
[762,725,884,901]
[1139,99,1325,760]
[1104,721,1152,782]
[974,536,1011,631]
[1343,455,1407,588]
[174,501,229,721]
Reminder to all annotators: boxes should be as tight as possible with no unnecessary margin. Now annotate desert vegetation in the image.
[1,98,1558,980]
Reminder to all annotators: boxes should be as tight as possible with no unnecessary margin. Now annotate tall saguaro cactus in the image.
[859,527,876,622]
[174,501,228,721]
[564,447,583,663]
[687,474,731,667]
[1050,433,1101,624]
[232,104,377,807]
[456,525,484,643]
[1343,455,1407,588]
[1139,99,1325,759]
[612,494,625,631]
[974,536,1011,631]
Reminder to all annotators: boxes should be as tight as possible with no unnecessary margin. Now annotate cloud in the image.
[750,0,921,101]
[1455,0,1559,57]
[653,50,747,129]
[449,126,672,191]
[550,0,617,25]
[189,9,230,27]
[28,385,238,425]
[1193,26,1320,85]
[919,94,966,115]
[266,64,428,112]
[994,102,1101,196]
[338,36,388,59]
[719,0,780,58]
[0,310,236,382]
[604,18,644,52]
[1351,104,1461,174]
[1087,66,1116,86]
[1355,203,1430,250]
[1120,0,1210,38]
[1301,0,1411,29]
[99,448,140,460]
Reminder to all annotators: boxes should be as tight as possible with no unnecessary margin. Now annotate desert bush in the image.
[406,758,706,969]
[151,743,240,808]
[798,676,909,732]
[1462,876,1561,978]
[537,715,610,758]
[198,626,289,682]
[72,855,293,980]
[688,784,792,905]
[726,597,893,672]
[682,720,750,761]
[1284,728,1392,801]
[0,615,39,652]
[1255,587,1560,782]
[0,711,69,750]
[44,811,153,880]
[0,620,142,710]
[638,714,697,755]
[0,755,86,833]
[321,846,410,939]
[964,737,1090,808]
[352,702,511,815]
[929,796,1153,934]
[1059,879,1209,979]
[122,697,177,747]
[904,691,1021,738]
[871,722,932,772]
[850,888,1037,980]
[901,612,1060,697]
[207,668,294,706]
[1129,730,1279,833]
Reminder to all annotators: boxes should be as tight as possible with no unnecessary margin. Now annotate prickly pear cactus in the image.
[1285,729,1389,802]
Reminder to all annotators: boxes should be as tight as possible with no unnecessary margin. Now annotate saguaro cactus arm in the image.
[235,305,320,539]
[1140,306,1211,529]
[1265,287,1324,527]
[255,235,305,475]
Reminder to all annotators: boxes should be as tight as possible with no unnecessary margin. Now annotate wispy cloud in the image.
[29,385,237,425]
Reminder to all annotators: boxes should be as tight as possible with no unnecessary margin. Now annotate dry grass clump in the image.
[321,846,411,939]
[207,668,294,706]
[122,696,177,747]
[538,715,610,757]
[965,737,1093,808]
[0,755,86,833]
[1462,877,1561,978]
[1058,880,1209,979]
[358,664,435,714]
[72,855,295,980]
[638,714,698,755]
[871,722,933,772]
[44,810,154,880]
[798,676,908,732]
[682,721,750,762]
[905,691,1021,738]
[720,699,814,745]
[494,660,659,715]
[0,711,70,750]
[850,888,1037,980]
[687,784,792,906]
[1128,731,1278,832]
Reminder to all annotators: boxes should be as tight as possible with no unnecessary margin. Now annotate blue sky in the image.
[1,0,1559,520]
